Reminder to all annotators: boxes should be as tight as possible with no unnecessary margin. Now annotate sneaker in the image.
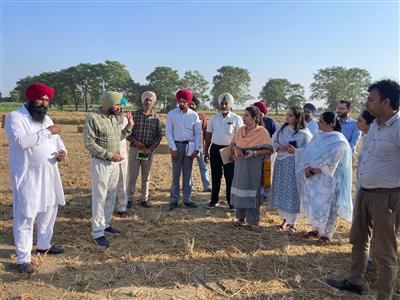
[228,205,235,212]
[169,202,178,211]
[18,263,34,274]
[37,245,64,255]
[118,211,127,218]
[184,202,198,208]
[203,187,212,192]
[126,201,133,209]
[205,202,219,209]
[94,236,110,248]
[326,279,365,295]
[104,226,121,236]
[140,201,152,208]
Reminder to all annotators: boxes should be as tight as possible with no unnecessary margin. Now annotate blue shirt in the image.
[306,119,318,136]
[340,117,362,153]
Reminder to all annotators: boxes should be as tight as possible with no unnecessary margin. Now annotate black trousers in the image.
[210,144,235,205]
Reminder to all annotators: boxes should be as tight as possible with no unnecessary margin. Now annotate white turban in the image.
[218,92,234,106]
[141,91,157,104]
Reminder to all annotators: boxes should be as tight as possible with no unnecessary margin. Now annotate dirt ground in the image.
[0,112,399,300]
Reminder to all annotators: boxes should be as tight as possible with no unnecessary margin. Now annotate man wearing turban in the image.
[4,82,67,274]
[204,93,243,211]
[166,89,202,210]
[83,91,134,248]
[253,100,277,137]
[126,91,162,209]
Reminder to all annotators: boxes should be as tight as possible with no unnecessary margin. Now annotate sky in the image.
[1,0,399,107]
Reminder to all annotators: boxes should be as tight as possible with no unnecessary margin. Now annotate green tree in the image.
[181,70,209,103]
[310,66,371,111]
[146,66,180,111]
[210,66,252,108]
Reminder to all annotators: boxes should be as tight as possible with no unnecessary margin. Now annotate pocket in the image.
[387,192,400,214]
[224,123,234,134]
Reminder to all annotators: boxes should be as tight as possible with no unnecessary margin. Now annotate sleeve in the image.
[83,114,113,160]
[120,116,133,140]
[193,114,202,151]
[56,135,68,158]
[206,116,213,133]
[236,115,244,132]
[270,119,277,137]
[149,117,163,151]
[4,112,53,150]
[350,125,362,153]
[166,111,177,151]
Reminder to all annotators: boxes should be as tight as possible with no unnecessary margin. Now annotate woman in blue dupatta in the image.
[298,112,353,245]
[271,106,312,236]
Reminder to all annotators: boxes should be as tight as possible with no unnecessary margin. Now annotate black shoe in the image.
[203,187,212,192]
[228,205,235,212]
[94,236,110,248]
[104,226,121,236]
[126,201,133,209]
[18,263,34,274]
[118,211,128,218]
[169,202,178,211]
[184,202,198,208]
[140,201,152,208]
[37,245,64,255]
[205,202,219,209]
[326,279,364,295]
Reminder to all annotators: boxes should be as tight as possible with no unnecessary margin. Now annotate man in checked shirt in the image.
[126,91,162,209]
[84,91,134,248]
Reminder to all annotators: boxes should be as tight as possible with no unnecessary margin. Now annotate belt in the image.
[361,187,400,193]
[175,141,189,144]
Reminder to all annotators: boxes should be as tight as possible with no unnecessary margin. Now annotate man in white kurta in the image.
[4,82,67,274]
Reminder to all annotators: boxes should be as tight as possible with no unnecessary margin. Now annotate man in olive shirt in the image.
[327,80,400,300]
[83,91,133,248]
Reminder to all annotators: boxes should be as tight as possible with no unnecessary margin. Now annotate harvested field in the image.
[0,112,399,300]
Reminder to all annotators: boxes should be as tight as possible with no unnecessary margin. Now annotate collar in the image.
[219,111,232,118]
[374,112,399,128]
[340,117,353,123]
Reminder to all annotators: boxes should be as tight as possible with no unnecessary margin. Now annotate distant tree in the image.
[310,66,371,111]
[286,83,306,108]
[181,70,209,103]
[210,66,252,108]
[146,66,180,111]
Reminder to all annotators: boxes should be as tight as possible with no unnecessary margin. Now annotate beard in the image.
[112,110,124,124]
[26,102,48,123]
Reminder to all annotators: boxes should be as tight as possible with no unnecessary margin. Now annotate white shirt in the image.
[4,106,66,217]
[358,113,400,189]
[206,111,243,146]
[166,107,202,152]
[117,116,128,160]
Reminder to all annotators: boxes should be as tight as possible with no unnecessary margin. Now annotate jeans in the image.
[195,149,210,190]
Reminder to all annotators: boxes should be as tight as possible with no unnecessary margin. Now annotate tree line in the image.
[1,60,371,112]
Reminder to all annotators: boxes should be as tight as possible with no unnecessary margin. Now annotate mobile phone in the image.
[136,151,150,160]
[288,140,297,148]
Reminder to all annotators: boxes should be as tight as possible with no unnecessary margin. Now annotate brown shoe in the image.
[140,201,152,208]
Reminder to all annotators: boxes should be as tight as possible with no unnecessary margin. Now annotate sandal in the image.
[277,220,287,231]
[317,236,331,245]
[303,230,319,239]
[234,219,245,227]
[287,225,297,236]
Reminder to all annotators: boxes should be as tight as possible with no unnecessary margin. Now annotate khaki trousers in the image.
[127,147,154,203]
[349,189,400,300]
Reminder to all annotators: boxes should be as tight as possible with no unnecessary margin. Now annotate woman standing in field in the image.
[230,106,274,231]
[270,106,312,236]
[298,112,353,245]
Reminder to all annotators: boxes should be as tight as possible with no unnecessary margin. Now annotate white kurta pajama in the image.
[5,106,66,264]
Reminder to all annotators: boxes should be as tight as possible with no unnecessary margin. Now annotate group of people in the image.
[5,80,400,300]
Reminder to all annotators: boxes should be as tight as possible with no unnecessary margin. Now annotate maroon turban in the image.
[254,101,269,114]
[25,82,54,102]
[176,89,193,103]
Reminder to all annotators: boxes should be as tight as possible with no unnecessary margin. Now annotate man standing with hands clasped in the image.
[83,91,134,248]
[5,82,67,274]
[166,89,202,210]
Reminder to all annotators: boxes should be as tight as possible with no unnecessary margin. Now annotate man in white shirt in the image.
[166,89,202,210]
[204,93,243,211]
[5,83,67,274]
[303,103,318,136]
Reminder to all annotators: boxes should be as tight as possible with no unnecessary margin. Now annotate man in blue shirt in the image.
[336,100,362,153]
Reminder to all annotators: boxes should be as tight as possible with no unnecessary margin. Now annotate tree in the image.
[310,66,371,111]
[181,70,209,104]
[146,66,180,111]
[210,66,252,108]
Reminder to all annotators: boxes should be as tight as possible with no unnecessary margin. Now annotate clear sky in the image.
[1,0,399,105]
